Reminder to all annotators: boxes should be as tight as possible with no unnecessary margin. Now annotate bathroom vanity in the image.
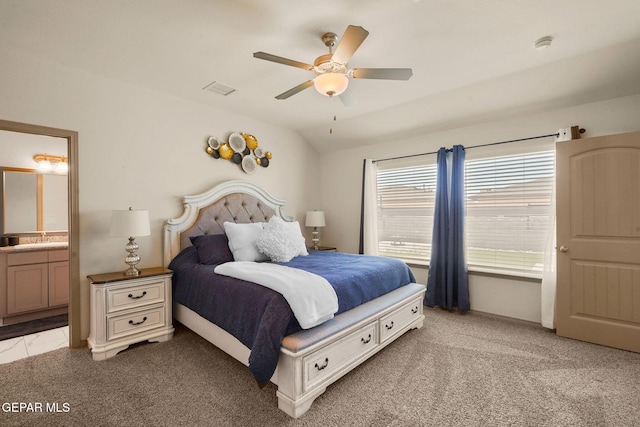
[0,243,68,325]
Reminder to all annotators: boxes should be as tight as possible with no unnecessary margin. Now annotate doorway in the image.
[0,119,80,349]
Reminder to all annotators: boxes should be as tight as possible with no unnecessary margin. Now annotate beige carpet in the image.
[1,307,639,426]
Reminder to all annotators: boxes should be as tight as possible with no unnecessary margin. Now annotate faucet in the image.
[40,231,47,243]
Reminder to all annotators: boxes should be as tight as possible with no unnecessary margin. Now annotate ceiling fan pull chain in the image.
[329,106,337,135]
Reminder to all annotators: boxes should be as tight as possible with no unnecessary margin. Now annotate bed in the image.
[163,180,426,418]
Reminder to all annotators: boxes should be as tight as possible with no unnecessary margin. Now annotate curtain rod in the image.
[373,132,560,163]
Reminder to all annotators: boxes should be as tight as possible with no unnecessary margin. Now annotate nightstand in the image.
[310,246,337,252]
[87,267,174,361]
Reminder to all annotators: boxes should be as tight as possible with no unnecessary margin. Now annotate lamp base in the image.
[311,229,320,251]
[124,266,141,276]
[123,237,142,276]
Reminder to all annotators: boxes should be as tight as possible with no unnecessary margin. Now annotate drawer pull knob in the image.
[128,291,147,300]
[128,316,147,326]
[385,321,394,331]
[411,306,419,314]
[361,334,372,344]
[314,358,329,371]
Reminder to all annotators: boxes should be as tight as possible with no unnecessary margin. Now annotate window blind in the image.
[376,164,437,261]
[464,150,555,274]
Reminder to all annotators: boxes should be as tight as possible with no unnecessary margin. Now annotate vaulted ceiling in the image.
[2,0,640,153]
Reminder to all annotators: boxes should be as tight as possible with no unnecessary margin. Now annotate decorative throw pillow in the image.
[223,221,268,262]
[190,234,234,265]
[282,220,309,257]
[255,216,307,262]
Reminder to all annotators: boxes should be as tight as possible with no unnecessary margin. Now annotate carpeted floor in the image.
[0,314,68,341]
[1,308,639,426]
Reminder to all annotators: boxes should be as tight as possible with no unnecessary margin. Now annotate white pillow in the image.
[223,222,268,262]
[283,219,309,257]
[255,216,307,262]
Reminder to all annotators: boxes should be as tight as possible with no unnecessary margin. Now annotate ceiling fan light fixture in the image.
[314,72,348,97]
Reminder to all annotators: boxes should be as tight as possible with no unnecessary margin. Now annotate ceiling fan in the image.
[253,25,413,106]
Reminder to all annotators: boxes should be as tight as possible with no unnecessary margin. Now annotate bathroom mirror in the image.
[1,167,68,234]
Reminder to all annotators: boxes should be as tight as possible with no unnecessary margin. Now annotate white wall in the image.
[319,93,640,323]
[0,47,321,338]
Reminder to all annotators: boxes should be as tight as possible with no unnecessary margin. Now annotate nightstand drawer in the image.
[107,305,165,341]
[106,279,165,313]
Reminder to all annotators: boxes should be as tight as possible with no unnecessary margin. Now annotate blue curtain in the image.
[425,145,470,311]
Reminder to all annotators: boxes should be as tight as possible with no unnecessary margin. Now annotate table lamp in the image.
[305,211,326,250]
[110,207,151,276]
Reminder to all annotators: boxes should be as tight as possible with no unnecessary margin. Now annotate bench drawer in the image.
[379,296,423,344]
[303,322,378,392]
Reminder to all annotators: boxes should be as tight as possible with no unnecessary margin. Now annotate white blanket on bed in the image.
[214,261,338,329]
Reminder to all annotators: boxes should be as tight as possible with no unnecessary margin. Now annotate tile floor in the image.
[0,326,69,364]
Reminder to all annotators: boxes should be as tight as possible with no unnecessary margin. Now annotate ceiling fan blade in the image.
[253,51,314,71]
[351,68,413,80]
[275,80,314,99]
[332,25,369,65]
[339,87,356,107]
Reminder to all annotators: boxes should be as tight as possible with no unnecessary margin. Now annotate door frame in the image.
[0,119,81,348]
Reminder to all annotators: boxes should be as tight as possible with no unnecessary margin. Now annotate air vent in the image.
[203,81,236,96]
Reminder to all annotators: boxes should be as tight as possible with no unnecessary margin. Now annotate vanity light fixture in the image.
[110,207,151,276]
[56,158,69,172]
[33,153,68,172]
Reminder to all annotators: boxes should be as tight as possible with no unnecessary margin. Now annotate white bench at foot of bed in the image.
[174,282,425,419]
[275,282,426,418]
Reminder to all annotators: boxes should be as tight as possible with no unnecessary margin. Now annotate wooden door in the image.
[556,131,640,352]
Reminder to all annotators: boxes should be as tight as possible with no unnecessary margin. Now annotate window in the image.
[373,147,555,277]
[376,162,436,262]
[464,150,555,275]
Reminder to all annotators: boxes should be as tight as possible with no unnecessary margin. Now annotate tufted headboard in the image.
[163,180,293,267]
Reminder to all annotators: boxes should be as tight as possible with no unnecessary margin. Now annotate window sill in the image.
[467,266,543,282]
[398,258,543,282]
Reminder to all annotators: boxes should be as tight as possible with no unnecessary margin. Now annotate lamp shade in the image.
[110,208,151,237]
[305,211,326,228]
[314,73,348,97]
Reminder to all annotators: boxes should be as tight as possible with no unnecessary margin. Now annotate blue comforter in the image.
[169,249,415,385]
[280,251,415,313]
